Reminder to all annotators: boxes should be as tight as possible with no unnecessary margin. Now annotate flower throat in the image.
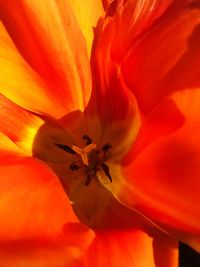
[55,135,112,186]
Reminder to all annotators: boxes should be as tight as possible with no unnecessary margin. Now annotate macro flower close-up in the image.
[0,0,200,266]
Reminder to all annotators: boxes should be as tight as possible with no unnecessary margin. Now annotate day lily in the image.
[0,0,200,266]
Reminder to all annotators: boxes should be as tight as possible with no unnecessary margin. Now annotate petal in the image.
[0,94,44,154]
[0,94,77,162]
[102,0,111,11]
[153,236,178,267]
[91,0,142,128]
[0,21,68,118]
[0,228,92,267]
[122,98,185,165]
[0,155,75,238]
[0,132,25,157]
[93,0,173,67]
[0,152,94,266]
[90,43,141,160]
[122,0,200,112]
[118,90,200,249]
[77,229,178,267]
[0,0,91,117]
[88,77,141,162]
[89,0,174,158]
[68,0,104,54]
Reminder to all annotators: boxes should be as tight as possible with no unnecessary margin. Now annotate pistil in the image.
[72,143,97,166]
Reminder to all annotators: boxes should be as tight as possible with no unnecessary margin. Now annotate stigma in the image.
[55,135,112,186]
[72,143,97,166]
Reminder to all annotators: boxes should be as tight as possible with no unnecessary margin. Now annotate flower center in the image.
[55,135,112,186]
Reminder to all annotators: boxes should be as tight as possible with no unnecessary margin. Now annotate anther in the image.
[101,162,112,182]
[69,162,79,171]
[55,143,76,155]
[102,143,112,153]
[82,134,93,145]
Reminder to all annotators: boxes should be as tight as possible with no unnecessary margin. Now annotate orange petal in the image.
[89,0,174,157]
[93,0,173,66]
[122,98,185,165]
[68,0,104,55]
[0,21,68,119]
[0,132,26,157]
[0,0,91,117]
[0,94,45,154]
[77,229,178,267]
[153,236,178,267]
[102,0,111,11]
[0,152,94,265]
[0,94,77,161]
[0,235,88,267]
[90,39,140,159]
[0,155,75,239]
[122,0,200,112]
[90,77,140,161]
[91,1,141,127]
[118,90,200,250]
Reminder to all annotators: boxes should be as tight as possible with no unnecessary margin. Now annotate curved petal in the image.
[122,98,185,165]
[86,69,141,161]
[90,0,174,158]
[117,89,200,250]
[153,236,178,267]
[0,21,68,119]
[122,0,200,112]
[68,0,104,55]
[0,0,91,117]
[0,243,74,267]
[0,150,94,266]
[93,0,173,65]
[0,156,75,238]
[0,132,25,157]
[102,0,111,11]
[91,24,141,159]
[77,229,178,267]
[0,94,78,162]
[0,94,45,154]
[91,0,141,130]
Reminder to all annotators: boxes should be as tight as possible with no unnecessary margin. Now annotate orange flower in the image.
[0,0,200,266]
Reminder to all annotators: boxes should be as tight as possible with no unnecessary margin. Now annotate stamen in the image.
[85,173,92,186]
[55,143,76,154]
[69,162,79,171]
[102,143,112,153]
[82,134,92,145]
[101,162,112,182]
